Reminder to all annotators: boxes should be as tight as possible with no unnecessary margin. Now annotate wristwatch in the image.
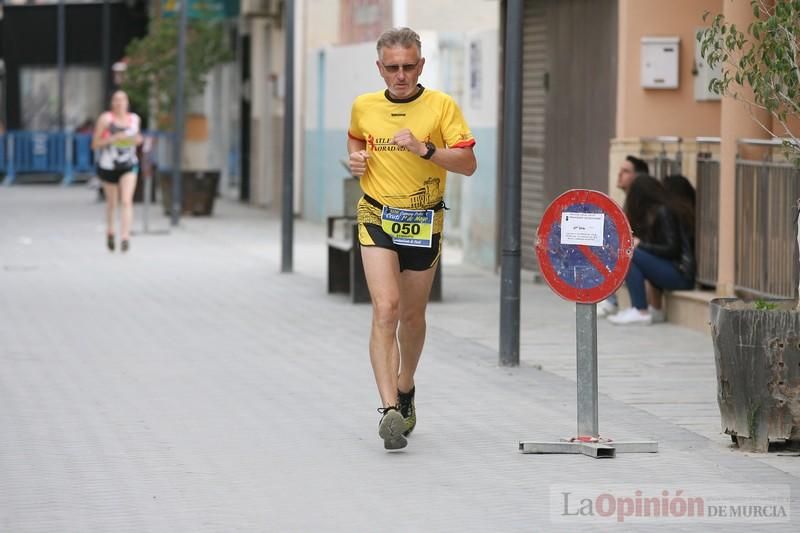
[421,141,436,160]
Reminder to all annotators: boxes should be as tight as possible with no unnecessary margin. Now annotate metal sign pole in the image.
[576,302,599,438]
[102,0,111,105]
[57,0,65,131]
[142,136,152,233]
[499,0,523,367]
[170,0,189,227]
[139,135,169,235]
[519,300,658,458]
[281,0,295,273]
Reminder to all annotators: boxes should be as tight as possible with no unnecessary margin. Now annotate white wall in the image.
[406,0,499,34]
[305,0,341,49]
[308,31,443,131]
[460,28,499,269]
[462,29,498,130]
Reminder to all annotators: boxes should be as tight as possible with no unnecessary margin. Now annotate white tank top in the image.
[97,112,140,171]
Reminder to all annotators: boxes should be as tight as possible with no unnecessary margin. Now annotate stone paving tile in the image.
[0,187,797,532]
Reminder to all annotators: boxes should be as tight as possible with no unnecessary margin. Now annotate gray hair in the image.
[376,27,422,58]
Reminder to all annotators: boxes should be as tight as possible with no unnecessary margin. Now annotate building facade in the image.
[504,0,799,326]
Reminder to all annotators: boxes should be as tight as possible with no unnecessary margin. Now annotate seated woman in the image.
[609,175,696,326]
[646,174,697,322]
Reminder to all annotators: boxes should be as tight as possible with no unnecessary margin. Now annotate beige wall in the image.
[305,0,341,50]
[406,0,499,33]
[616,0,722,138]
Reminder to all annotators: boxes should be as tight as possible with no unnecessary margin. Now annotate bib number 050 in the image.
[390,222,422,236]
[380,206,434,248]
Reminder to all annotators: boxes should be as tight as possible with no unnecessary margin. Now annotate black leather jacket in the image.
[637,205,696,280]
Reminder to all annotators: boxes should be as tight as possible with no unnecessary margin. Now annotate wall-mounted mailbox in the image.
[641,37,680,89]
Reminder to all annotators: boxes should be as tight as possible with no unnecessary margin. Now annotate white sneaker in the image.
[597,299,618,318]
[608,307,652,326]
[649,306,666,323]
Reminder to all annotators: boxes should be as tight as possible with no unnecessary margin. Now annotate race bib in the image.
[112,137,136,148]
[380,206,434,248]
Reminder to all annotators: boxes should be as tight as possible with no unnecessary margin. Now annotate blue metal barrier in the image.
[74,133,95,173]
[14,132,65,173]
[61,133,95,185]
[2,134,14,186]
[0,135,5,175]
[0,130,173,186]
[0,130,98,186]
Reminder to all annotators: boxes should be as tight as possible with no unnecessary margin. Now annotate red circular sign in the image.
[535,189,633,304]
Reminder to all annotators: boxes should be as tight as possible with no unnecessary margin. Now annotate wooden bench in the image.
[327,216,442,303]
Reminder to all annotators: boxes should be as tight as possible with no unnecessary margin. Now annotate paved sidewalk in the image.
[0,186,798,531]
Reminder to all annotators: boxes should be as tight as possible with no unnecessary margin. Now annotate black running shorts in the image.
[98,166,137,184]
[359,223,442,271]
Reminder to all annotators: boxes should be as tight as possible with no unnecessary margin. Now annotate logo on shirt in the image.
[386,177,441,209]
[367,135,407,152]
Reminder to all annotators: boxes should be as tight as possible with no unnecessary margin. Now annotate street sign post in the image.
[519,189,658,458]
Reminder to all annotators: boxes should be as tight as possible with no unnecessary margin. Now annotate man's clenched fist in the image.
[392,129,424,156]
[349,150,370,177]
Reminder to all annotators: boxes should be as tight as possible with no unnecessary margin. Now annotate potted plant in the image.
[122,17,232,215]
[699,0,800,452]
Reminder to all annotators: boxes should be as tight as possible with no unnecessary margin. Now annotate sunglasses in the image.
[381,61,420,74]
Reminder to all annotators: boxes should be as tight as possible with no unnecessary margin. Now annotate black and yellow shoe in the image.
[398,386,416,436]
[377,406,408,450]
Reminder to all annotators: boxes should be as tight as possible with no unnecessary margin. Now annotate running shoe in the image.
[398,387,416,436]
[397,387,417,437]
[107,235,115,252]
[377,406,407,450]
[121,240,130,253]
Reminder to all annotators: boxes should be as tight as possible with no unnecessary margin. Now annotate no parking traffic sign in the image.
[535,190,633,304]
[521,190,657,458]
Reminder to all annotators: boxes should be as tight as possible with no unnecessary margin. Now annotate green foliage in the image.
[754,298,778,310]
[698,0,800,165]
[122,18,233,128]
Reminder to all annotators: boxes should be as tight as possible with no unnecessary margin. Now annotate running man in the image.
[347,28,477,450]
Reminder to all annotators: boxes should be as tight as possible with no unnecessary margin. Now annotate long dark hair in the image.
[624,175,667,238]
[662,174,695,235]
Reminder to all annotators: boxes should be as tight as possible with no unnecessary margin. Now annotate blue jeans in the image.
[625,248,693,310]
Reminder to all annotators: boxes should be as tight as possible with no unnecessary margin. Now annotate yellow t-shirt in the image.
[348,85,475,210]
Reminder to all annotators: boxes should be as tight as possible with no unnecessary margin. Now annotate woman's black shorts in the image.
[98,166,137,184]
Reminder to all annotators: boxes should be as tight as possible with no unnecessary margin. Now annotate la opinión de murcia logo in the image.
[559,489,789,523]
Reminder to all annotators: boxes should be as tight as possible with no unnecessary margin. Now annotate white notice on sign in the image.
[560,212,605,247]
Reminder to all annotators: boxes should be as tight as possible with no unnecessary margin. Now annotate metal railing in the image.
[0,131,96,185]
[640,136,683,179]
[735,138,800,298]
[695,137,721,288]
[1,130,172,186]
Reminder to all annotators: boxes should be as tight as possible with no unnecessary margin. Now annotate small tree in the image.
[699,0,800,305]
[698,0,799,165]
[122,18,232,127]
